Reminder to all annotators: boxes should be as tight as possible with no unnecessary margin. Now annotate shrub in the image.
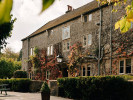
[13,70,27,78]
[57,75,133,100]
[40,82,50,93]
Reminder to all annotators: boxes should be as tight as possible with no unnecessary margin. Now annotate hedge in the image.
[0,78,31,92]
[13,70,27,78]
[57,76,133,100]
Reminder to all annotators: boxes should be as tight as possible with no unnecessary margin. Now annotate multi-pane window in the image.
[83,34,92,47]
[83,35,87,46]
[46,71,50,80]
[87,66,90,76]
[63,40,70,52]
[62,26,70,40]
[120,60,124,73]
[126,59,131,73]
[89,14,92,21]
[88,34,92,45]
[30,47,34,55]
[119,59,132,74]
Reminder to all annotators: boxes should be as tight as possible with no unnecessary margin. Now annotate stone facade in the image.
[22,0,133,78]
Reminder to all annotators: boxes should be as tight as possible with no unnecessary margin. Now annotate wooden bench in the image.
[0,84,10,95]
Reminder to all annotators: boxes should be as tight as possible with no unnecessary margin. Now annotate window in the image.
[46,71,50,80]
[89,14,92,21]
[30,47,34,55]
[63,39,70,52]
[67,41,70,50]
[84,15,87,22]
[88,34,92,45]
[83,35,87,46]
[47,46,50,56]
[126,59,131,73]
[47,45,53,56]
[87,66,90,76]
[83,34,92,47]
[83,67,85,76]
[62,26,70,40]
[119,59,132,74]
[120,60,124,73]
[50,45,53,55]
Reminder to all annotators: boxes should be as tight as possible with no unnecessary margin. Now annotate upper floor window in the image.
[47,45,53,56]
[63,39,70,52]
[83,34,92,47]
[30,47,34,56]
[89,14,92,21]
[88,34,92,45]
[84,15,87,22]
[83,35,87,46]
[62,26,70,40]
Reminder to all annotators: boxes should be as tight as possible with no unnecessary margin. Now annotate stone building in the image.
[22,0,133,79]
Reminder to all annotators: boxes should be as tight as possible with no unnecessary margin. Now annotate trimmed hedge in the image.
[0,78,31,92]
[13,70,27,78]
[57,76,133,100]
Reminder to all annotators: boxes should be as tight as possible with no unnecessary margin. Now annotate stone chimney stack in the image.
[66,5,73,13]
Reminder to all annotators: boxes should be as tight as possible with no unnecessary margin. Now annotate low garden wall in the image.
[57,75,133,100]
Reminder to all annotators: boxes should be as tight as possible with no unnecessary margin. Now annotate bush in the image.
[57,75,133,100]
[0,58,21,78]
[0,78,31,92]
[13,70,27,78]
[40,82,50,93]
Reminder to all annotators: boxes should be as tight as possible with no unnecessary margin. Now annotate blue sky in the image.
[7,0,93,52]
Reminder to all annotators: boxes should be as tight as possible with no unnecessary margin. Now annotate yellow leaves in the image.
[0,0,13,24]
[126,10,133,22]
[115,17,131,33]
[41,0,55,13]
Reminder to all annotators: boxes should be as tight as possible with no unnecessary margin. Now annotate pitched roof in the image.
[22,0,99,41]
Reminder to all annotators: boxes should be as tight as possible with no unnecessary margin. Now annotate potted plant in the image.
[40,82,50,100]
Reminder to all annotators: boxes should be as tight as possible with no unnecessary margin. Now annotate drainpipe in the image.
[98,3,102,76]
[27,38,30,78]
[110,5,113,75]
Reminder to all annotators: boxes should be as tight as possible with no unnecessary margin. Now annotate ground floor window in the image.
[46,71,50,80]
[82,64,91,76]
[119,58,131,74]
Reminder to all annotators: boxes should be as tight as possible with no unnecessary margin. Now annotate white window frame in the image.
[30,47,34,56]
[50,45,53,55]
[89,14,92,21]
[62,26,70,40]
[88,34,92,46]
[47,46,50,56]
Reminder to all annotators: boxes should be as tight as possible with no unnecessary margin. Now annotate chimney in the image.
[66,5,73,13]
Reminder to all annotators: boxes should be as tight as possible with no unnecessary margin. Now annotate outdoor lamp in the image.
[56,54,63,63]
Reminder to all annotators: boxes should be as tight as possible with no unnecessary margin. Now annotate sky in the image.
[6,0,93,53]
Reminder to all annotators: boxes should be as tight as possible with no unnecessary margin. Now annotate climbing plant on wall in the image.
[29,46,62,80]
